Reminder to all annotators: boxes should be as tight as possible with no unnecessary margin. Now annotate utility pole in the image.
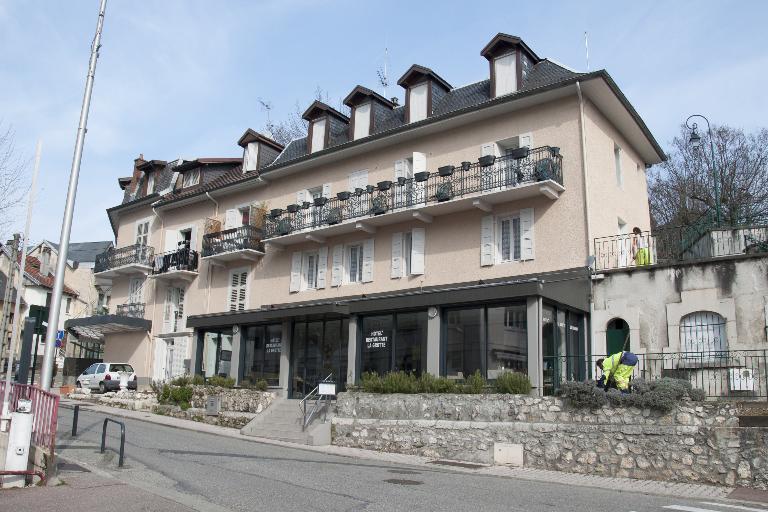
[1,140,41,431]
[40,0,108,391]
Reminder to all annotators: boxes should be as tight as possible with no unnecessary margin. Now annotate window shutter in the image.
[225,209,239,229]
[520,207,535,260]
[481,143,497,157]
[190,225,198,251]
[362,238,374,283]
[164,229,179,252]
[317,246,328,289]
[518,133,533,149]
[481,215,495,266]
[289,252,302,292]
[391,232,403,278]
[311,118,326,153]
[245,142,259,172]
[322,183,332,198]
[229,271,247,311]
[394,160,406,179]
[296,190,306,204]
[331,245,343,286]
[412,152,427,173]
[163,288,173,332]
[410,228,425,275]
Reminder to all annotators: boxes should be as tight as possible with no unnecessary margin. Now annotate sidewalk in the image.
[57,398,740,501]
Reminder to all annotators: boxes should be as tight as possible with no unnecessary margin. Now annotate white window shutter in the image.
[494,53,517,96]
[362,238,374,283]
[412,152,427,173]
[229,272,239,311]
[224,209,239,229]
[520,208,535,260]
[190,225,198,250]
[289,252,302,292]
[481,142,499,157]
[481,215,495,266]
[164,229,179,252]
[519,133,533,149]
[394,160,406,179]
[411,228,425,275]
[322,183,332,198]
[296,190,306,204]
[331,245,343,287]
[311,118,326,153]
[391,232,403,278]
[317,246,328,289]
[238,271,247,310]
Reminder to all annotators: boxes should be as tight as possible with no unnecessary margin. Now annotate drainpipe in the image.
[205,192,219,217]
[576,81,597,357]
[151,205,164,381]
[204,192,219,315]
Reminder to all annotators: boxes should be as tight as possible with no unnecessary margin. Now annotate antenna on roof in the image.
[584,31,590,71]
[377,45,389,98]
[258,98,273,127]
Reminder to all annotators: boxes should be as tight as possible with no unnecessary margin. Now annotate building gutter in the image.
[204,192,219,315]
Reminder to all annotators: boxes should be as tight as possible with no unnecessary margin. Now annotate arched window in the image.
[680,312,727,353]
[606,318,630,354]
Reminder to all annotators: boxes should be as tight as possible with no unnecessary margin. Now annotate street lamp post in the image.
[685,114,721,226]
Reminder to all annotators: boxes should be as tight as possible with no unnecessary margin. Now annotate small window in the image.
[311,118,326,153]
[498,216,521,262]
[65,297,72,314]
[135,220,150,246]
[614,144,623,188]
[353,102,371,140]
[182,168,200,188]
[147,172,155,194]
[239,207,250,226]
[680,311,727,353]
[408,83,429,122]
[304,251,319,289]
[348,245,364,283]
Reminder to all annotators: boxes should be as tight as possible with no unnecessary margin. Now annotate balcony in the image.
[65,302,150,340]
[263,146,564,245]
[94,244,154,279]
[151,247,199,283]
[202,224,265,264]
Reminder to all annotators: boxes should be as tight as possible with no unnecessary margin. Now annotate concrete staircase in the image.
[240,398,332,446]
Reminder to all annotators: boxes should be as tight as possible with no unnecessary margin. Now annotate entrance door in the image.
[290,319,348,398]
[606,318,630,355]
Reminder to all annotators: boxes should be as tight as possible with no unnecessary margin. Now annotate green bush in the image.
[207,375,235,388]
[561,377,706,412]
[560,381,608,408]
[689,387,707,402]
[494,371,532,395]
[191,374,206,386]
[170,375,191,386]
[179,401,191,411]
[169,385,193,404]
[361,372,384,393]
[462,370,486,394]
[381,371,418,393]
[416,373,458,394]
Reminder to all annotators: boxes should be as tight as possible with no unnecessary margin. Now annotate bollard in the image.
[100,418,126,467]
[71,405,79,437]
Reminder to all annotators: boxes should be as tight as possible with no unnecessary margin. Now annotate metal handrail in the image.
[299,372,334,432]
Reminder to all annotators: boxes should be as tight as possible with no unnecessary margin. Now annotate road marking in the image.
[700,503,768,512]
[664,506,730,512]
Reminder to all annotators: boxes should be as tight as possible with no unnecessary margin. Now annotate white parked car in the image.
[76,362,137,393]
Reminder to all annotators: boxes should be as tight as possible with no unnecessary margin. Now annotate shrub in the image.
[179,401,191,411]
[254,379,269,391]
[191,374,206,386]
[381,371,418,394]
[416,373,458,394]
[689,387,707,402]
[560,381,608,408]
[170,375,191,386]
[207,375,235,388]
[169,385,193,404]
[462,370,487,394]
[494,371,532,395]
[361,372,384,393]
[562,377,707,411]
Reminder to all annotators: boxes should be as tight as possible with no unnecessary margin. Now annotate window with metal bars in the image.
[679,311,727,353]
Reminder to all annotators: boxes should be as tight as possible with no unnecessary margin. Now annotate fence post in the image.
[71,404,79,437]
[764,350,768,403]
[100,418,126,467]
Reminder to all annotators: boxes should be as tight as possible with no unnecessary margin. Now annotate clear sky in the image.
[1,0,766,244]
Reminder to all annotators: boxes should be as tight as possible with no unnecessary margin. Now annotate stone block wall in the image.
[332,393,767,489]
[189,386,275,413]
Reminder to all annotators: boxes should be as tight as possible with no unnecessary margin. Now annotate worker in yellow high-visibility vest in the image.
[596,352,637,392]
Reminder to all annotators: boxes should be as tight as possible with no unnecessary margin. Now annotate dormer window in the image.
[408,83,429,123]
[147,172,155,194]
[481,33,540,99]
[310,118,327,153]
[236,129,284,173]
[243,142,259,172]
[352,102,371,140]
[182,168,200,188]
[493,53,517,96]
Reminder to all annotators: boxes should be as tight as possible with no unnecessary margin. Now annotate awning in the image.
[187,302,349,329]
[65,314,152,340]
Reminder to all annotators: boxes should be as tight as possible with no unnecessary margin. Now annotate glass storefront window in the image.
[486,304,527,378]
[444,307,484,380]
[541,304,586,396]
[360,311,427,376]
[361,315,393,376]
[201,329,233,378]
[242,324,281,387]
[291,319,349,397]
[394,312,426,375]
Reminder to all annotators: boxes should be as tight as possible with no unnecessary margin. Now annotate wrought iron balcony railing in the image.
[152,247,199,275]
[202,224,265,258]
[115,302,146,319]
[263,146,563,239]
[94,244,154,273]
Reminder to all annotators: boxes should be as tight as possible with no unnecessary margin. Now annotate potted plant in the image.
[438,165,455,177]
[276,218,292,236]
[414,171,430,182]
[302,201,311,209]
[436,182,454,202]
[535,158,553,181]
[461,161,472,172]
[327,207,342,225]
[270,208,283,218]
[510,147,530,160]
[314,196,328,207]
[355,187,365,196]
[397,176,407,186]
[550,147,560,156]
[337,191,351,201]
[286,204,299,214]
[366,185,375,194]
[479,155,496,167]
[377,180,393,191]
[371,196,388,215]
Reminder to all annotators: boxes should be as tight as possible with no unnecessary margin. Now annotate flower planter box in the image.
[510,147,530,160]
[327,207,342,225]
[337,191,351,201]
[371,196,388,215]
[313,196,328,207]
[414,171,430,182]
[550,146,560,156]
[397,176,407,186]
[479,155,496,167]
[438,165,455,177]
[377,180,393,191]
[286,204,300,214]
[436,182,454,202]
[276,218,292,236]
[461,161,472,171]
[365,185,375,194]
[269,208,283,218]
[302,201,311,209]
[355,187,365,196]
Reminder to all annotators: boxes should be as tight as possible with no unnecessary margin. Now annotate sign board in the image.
[266,336,282,354]
[365,329,389,350]
[205,395,221,416]
[318,382,336,396]
[730,368,755,391]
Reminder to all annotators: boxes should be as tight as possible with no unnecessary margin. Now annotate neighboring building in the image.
[0,244,27,370]
[71,33,667,394]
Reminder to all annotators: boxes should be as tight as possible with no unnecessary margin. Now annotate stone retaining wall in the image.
[332,393,767,489]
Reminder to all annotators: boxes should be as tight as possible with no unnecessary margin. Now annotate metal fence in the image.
[94,244,154,273]
[152,248,199,274]
[594,224,768,271]
[115,302,146,318]
[202,224,265,257]
[0,382,60,461]
[264,146,563,239]
[543,350,768,400]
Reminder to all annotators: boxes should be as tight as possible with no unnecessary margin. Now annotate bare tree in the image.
[648,125,768,228]
[262,87,350,147]
[0,124,28,237]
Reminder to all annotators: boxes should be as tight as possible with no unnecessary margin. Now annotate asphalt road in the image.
[53,406,762,512]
